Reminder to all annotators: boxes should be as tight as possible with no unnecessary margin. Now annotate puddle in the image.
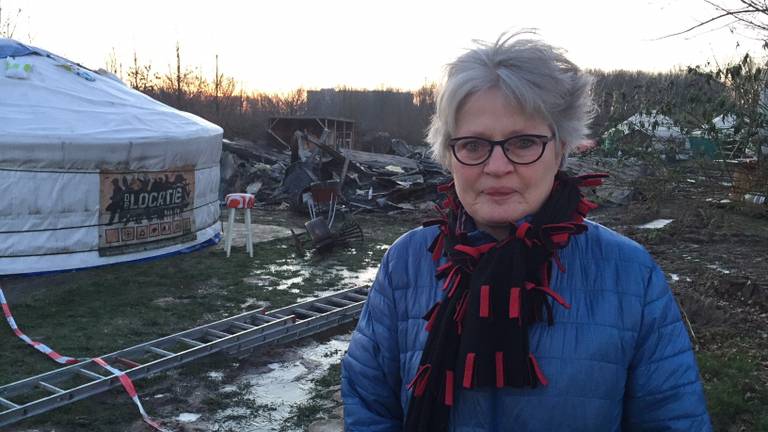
[207,371,224,381]
[637,219,674,229]
[242,242,388,301]
[706,264,732,274]
[239,297,270,310]
[176,412,202,423]
[211,334,351,431]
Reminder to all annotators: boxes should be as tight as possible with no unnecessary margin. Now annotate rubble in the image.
[220,134,450,214]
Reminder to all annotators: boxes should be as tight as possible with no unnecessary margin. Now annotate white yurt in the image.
[0,38,222,276]
[615,111,687,141]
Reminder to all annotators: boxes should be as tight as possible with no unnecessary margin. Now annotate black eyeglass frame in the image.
[448,134,553,166]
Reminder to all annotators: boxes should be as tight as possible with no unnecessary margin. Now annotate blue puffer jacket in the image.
[342,220,711,431]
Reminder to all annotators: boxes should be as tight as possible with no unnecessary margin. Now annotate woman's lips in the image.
[483,188,517,197]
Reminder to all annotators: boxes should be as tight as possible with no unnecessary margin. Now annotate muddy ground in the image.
[1,160,767,431]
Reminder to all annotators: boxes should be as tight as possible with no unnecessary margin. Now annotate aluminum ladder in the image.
[0,286,369,427]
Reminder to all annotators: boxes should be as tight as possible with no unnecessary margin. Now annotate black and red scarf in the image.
[404,171,607,431]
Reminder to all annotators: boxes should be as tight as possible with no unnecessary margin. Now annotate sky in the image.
[2,0,766,93]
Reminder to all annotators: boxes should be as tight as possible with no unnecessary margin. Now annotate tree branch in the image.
[656,8,756,40]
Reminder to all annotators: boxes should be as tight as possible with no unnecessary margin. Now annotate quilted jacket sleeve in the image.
[342,249,404,431]
[622,264,712,431]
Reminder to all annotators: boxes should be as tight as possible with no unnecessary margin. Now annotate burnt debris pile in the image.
[220,133,450,215]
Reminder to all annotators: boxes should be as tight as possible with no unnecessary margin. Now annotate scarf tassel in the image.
[462,353,476,389]
[436,181,455,193]
[430,231,446,262]
[495,352,505,388]
[577,198,599,215]
[515,222,532,242]
[424,301,442,332]
[576,173,609,188]
[407,364,432,397]
[444,371,455,406]
[443,266,460,292]
[479,285,491,318]
[553,251,566,273]
[447,273,462,298]
[525,281,571,309]
[509,287,520,320]
[453,291,470,334]
[453,243,495,261]
[550,232,570,247]
[528,353,548,386]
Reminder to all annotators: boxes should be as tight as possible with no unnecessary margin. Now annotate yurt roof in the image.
[0,38,222,171]
[712,114,737,130]
[611,111,686,140]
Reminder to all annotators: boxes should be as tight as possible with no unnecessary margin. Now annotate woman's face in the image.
[450,87,563,240]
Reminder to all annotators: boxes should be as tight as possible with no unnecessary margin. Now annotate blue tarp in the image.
[0,38,34,58]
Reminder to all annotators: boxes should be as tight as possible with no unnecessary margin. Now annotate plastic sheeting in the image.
[0,38,33,58]
[0,39,223,275]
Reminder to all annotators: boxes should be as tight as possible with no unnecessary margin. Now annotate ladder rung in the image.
[0,396,19,409]
[147,346,175,357]
[77,368,106,381]
[115,357,141,369]
[253,314,277,322]
[206,328,230,338]
[293,308,320,317]
[231,321,256,330]
[179,337,204,347]
[328,298,354,307]
[38,381,65,394]
[346,293,367,302]
[314,303,337,312]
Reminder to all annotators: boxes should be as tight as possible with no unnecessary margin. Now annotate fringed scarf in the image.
[404,171,608,431]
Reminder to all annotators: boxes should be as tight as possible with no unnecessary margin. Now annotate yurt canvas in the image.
[0,39,222,276]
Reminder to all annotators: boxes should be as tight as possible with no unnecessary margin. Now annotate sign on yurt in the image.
[0,38,223,275]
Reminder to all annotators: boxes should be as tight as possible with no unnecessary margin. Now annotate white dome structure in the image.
[0,39,222,275]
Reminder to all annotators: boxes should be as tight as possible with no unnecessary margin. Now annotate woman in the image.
[342,33,711,431]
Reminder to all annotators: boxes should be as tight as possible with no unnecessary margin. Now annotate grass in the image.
[698,347,768,431]
[0,211,414,430]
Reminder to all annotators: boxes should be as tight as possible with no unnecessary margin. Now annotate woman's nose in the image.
[483,145,515,174]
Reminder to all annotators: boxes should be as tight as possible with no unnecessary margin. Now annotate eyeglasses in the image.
[449,134,553,166]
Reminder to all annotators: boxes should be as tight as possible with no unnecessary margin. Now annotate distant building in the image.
[603,111,690,160]
[306,88,422,149]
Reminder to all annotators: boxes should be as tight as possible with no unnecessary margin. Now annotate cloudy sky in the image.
[3,0,764,92]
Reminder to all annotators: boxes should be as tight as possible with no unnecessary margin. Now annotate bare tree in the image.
[160,42,194,109]
[127,51,154,93]
[105,48,122,79]
[660,0,768,41]
[0,1,22,38]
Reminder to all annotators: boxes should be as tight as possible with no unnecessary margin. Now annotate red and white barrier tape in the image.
[0,284,170,431]
[93,358,171,432]
[0,286,81,365]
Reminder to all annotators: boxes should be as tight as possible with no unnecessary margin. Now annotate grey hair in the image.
[427,31,596,170]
